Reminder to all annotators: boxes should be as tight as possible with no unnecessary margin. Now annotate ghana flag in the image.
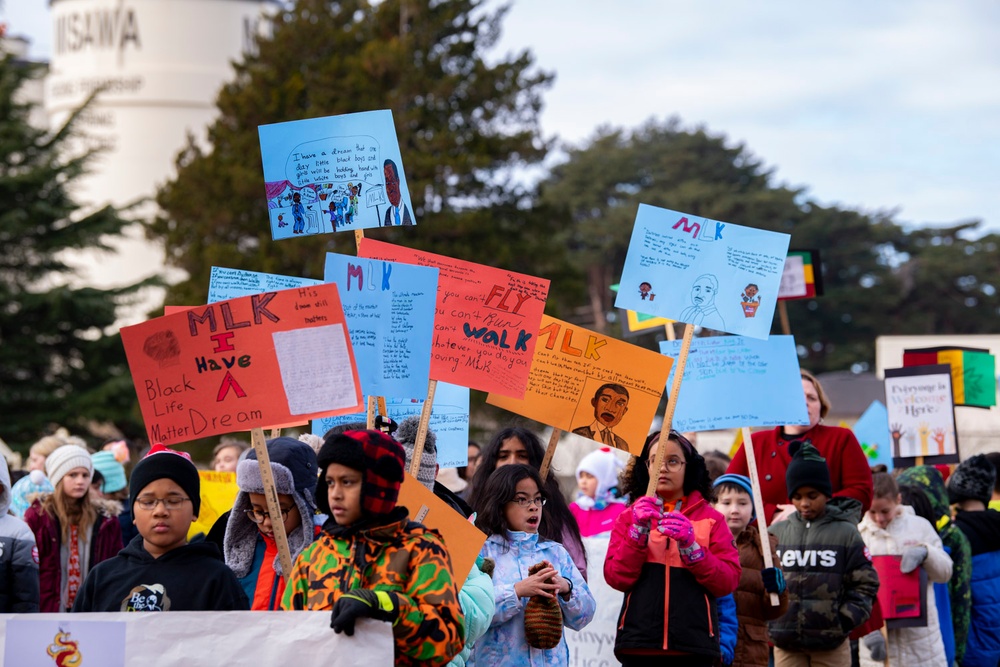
[903,347,997,408]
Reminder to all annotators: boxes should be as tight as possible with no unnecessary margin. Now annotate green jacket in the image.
[768,498,878,652]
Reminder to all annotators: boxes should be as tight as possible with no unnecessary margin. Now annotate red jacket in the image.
[604,491,741,659]
[24,500,123,612]
[728,424,873,522]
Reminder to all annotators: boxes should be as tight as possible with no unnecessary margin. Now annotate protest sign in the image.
[488,315,673,456]
[884,365,960,466]
[623,309,674,335]
[1,614,393,666]
[658,335,808,432]
[323,252,438,398]
[778,249,823,300]
[208,266,322,303]
[121,284,364,446]
[187,470,239,540]
[313,381,471,467]
[903,346,997,409]
[357,239,550,398]
[565,535,623,667]
[396,473,487,580]
[852,400,894,472]
[615,204,790,339]
[259,109,414,239]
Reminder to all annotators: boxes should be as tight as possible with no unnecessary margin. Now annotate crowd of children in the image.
[4,421,1000,667]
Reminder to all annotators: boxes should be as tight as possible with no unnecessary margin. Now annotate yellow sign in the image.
[187,470,239,540]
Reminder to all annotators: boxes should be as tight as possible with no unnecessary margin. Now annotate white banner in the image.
[565,535,623,667]
[0,612,394,666]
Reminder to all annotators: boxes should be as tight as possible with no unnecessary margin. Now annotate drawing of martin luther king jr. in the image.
[572,383,630,451]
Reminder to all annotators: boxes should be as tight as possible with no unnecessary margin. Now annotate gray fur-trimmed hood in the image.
[223,442,318,578]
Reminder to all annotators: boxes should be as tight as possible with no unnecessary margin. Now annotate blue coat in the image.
[449,557,496,667]
[964,550,1000,667]
[469,532,596,667]
[717,593,737,665]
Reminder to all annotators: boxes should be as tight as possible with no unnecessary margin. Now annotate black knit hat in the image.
[315,430,405,517]
[130,444,201,515]
[948,454,997,506]
[785,440,832,499]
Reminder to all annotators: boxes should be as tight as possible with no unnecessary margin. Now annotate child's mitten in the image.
[863,630,887,661]
[523,561,563,650]
[900,545,928,574]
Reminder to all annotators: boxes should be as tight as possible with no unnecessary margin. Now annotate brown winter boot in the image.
[523,560,563,650]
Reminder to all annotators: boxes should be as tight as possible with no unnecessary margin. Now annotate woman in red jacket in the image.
[24,445,122,612]
[727,369,873,523]
[605,431,741,666]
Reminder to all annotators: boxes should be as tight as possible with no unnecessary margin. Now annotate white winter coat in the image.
[859,504,952,667]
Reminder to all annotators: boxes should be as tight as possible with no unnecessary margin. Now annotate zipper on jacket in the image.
[618,590,632,631]
[704,593,714,638]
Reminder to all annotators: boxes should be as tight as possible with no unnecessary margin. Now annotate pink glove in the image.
[657,512,696,548]
[632,496,664,527]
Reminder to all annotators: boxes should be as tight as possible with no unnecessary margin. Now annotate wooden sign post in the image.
[741,427,781,606]
[538,428,562,480]
[408,378,438,477]
[250,427,294,579]
[646,324,695,496]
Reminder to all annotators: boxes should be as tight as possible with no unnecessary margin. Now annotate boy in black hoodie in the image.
[72,444,249,612]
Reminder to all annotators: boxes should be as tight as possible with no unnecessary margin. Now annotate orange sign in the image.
[357,239,549,398]
[487,315,674,455]
[396,473,487,579]
[121,283,363,446]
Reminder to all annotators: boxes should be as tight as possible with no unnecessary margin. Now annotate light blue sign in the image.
[208,266,321,303]
[616,204,790,339]
[312,382,471,468]
[324,252,438,398]
[659,335,808,432]
[258,109,415,240]
[852,400,893,472]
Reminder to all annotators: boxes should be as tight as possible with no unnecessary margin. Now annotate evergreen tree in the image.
[153,0,583,315]
[0,51,149,448]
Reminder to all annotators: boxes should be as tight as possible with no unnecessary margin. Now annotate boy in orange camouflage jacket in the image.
[282,429,465,665]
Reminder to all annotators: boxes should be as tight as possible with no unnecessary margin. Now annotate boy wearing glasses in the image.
[222,437,319,610]
[72,444,248,612]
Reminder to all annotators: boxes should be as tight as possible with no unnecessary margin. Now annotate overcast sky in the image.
[4,0,998,233]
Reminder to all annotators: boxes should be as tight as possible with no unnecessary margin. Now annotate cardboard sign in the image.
[851,400,894,472]
[778,249,823,300]
[313,381,471,467]
[1,614,393,666]
[121,284,364,445]
[488,315,673,455]
[357,239,550,398]
[396,472,487,580]
[323,252,439,398]
[565,535,624,666]
[904,346,997,409]
[659,335,809,432]
[884,364,960,466]
[208,266,322,303]
[615,204,790,339]
[623,309,674,335]
[259,109,415,239]
[187,470,239,540]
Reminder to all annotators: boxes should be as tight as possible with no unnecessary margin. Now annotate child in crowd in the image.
[9,431,83,518]
[1,459,39,612]
[570,446,627,537]
[91,450,137,546]
[212,438,249,473]
[858,472,952,666]
[605,431,741,666]
[396,417,495,667]
[712,473,789,667]
[767,441,878,667]
[223,437,318,610]
[470,464,595,667]
[72,444,248,611]
[25,444,122,612]
[897,465,973,665]
[947,454,1000,667]
[282,429,465,666]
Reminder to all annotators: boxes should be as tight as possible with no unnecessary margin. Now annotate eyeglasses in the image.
[646,457,687,472]
[244,507,293,524]
[509,496,547,508]
[135,496,191,511]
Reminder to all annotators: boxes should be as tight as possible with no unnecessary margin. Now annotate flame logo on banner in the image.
[46,630,82,667]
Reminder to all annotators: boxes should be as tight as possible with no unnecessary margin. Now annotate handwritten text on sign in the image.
[488,315,672,456]
[357,239,549,398]
[121,284,363,445]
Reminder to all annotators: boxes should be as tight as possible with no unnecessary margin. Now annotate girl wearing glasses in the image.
[470,464,595,667]
[605,431,741,667]
[222,437,319,610]
[25,444,123,612]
